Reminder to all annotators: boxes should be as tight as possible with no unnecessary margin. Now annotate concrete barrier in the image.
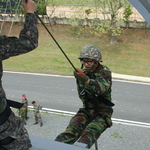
[29,135,88,150]
[0,14,149,29]
[0,5,150,29]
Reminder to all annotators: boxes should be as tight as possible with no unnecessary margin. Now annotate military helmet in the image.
[32,101,36,104]
[78,45,102,62]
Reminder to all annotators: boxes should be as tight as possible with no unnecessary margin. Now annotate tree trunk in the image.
[110,35,118,45]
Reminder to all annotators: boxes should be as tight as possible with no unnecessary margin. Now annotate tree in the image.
[67,0,130,45]
[123,4,133,28]
[91,0,130,44]
[0,0,50,34]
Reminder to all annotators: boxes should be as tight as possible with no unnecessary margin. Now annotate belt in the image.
[0,146,8,150]
[0,136,15,145]
[0,99,24,125]
[0,104,11,126]
[0,136,15,150]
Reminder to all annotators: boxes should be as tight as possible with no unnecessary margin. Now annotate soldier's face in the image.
[81,59,97,72]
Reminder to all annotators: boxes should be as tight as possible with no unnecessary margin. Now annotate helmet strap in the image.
[81,64,83,69]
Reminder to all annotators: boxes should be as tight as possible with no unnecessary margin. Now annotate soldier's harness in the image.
[79,89,114,124]
[77,69,114,126]
[78,88,114,150]
[0,35,24,149]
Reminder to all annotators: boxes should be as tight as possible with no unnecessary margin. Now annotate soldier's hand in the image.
[23,0,36,13]
[74,68,89,83]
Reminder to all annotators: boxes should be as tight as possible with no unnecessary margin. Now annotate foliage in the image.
[123,4,133,20]
[85,9,92,15]
[0,0,49,16]
[61,0,130,44]
[0,0,22,14]
[89,0,130,44]
[123,4,133,28]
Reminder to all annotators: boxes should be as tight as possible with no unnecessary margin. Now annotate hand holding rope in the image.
[24,0,77,71]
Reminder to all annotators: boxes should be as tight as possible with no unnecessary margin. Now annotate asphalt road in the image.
[2,71,150,124]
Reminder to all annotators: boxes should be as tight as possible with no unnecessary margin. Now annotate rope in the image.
[0,0,22,35]
[0,1,9,34]
[8,0,22,36]
[34,12,77,71]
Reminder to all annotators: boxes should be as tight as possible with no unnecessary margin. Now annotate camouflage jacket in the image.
[22,98,28,108]
[33,104,42,113]
[77,64,112,112]
[0,13,38,114]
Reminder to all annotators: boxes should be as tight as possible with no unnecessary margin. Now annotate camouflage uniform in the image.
[22,95,28,120]
[55,46,114,148]
[0,13,38,150]
[32,101,43,126]
[18,95,28,122]
[18,104,27,122]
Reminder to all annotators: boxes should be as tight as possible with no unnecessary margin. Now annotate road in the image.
[2,71,150,124]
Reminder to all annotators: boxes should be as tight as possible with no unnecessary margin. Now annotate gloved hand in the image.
[74,68,89,83]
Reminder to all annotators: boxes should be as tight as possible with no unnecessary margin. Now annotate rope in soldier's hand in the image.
[24,0,77,71]
[34,12,76,71]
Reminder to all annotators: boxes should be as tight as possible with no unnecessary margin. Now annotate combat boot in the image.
[33,122,38,125]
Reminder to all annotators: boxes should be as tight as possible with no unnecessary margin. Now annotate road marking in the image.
[4,70,73,78]
[4,71,150,85]
[112,118,150,128]
[28,106,150,128]
[5,71,150,128]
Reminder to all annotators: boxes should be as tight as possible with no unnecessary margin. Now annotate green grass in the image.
[47,0,102,6]
[110,132,126,138]
[47,0,129,7]
[3,25,150,77]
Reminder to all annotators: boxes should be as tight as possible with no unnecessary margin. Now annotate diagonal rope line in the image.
[8,0,22,36]
[0,1,9,34]
[0,0,22,35]
[34,12,77,71]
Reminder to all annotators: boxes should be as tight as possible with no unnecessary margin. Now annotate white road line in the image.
[28,106,150,128]
[4,71,73,78]
[4,70,150,84]
[6,71,150,128]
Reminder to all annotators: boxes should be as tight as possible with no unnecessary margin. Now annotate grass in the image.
[2,23,150,77]
[110,132,126,138]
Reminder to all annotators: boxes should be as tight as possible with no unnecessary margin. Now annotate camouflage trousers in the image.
[0,111,32,150]
[34,112,42,123]
[18,108,26,122]
[55,109,112,148]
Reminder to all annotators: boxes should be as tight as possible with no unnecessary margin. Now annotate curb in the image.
[4,70,150,83]
[112,73,150,83]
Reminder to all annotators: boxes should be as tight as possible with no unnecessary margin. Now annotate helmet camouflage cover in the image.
[78,45,102,62]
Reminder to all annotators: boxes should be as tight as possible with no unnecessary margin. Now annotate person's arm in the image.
[0,0,38,59]
[74,67,112,95]
[84,67,112,95]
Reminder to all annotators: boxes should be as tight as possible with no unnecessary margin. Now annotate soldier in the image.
[0,0,38,150]
[55,45,114,148]
[18,94,28,124]
[22,94,28,120]
[32,101,43,127]
[18,103,27,124]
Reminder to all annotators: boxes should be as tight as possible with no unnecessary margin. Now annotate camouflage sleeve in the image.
[87,74,111,95]
[78,66,112,96]
[0,13,38,59]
